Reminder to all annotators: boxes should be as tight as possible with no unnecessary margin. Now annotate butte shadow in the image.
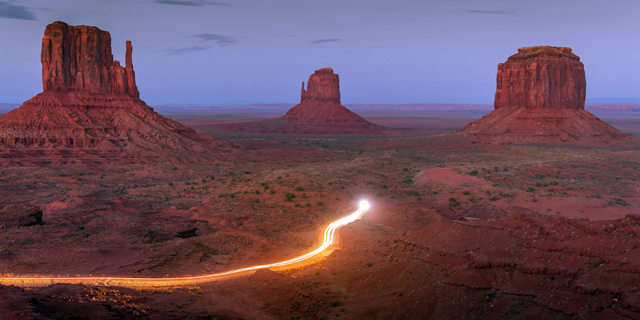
[459,46,635,145]
[0,21,232,166]
[217,68,382,135]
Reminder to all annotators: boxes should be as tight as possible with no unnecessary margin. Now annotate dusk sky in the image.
[0,0,638,106]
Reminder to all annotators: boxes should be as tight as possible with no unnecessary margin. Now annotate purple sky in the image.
[0,0,638,106]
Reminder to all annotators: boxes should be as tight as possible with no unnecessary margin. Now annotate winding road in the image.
[0,200,370,288]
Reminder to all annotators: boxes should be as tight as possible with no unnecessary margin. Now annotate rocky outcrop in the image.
[300,67,341,103]
[42,21,139,97]
[494,46,585,110]
[461,46,633,144]
[277,68,380,134]
[218,68,380,135]
[0,21,230,164]
[0,205,43,227]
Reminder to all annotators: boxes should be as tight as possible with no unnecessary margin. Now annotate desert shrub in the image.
[403,168,409,172]
[615,198,628,206]
[172,167,177,171]
[286,174,290,177]
[448,198,459,207]
[493,166,499,172]
[302,193,307,199]
[407,190,419,196]
[229,194,235,199]
[330,300,341,307]
[228,171,234,175]
[277,176,282,180]
[269,189,275,194]
[328,182,333,185]
[490,196,500,201]
[316,201,324,206]
[382,184,387,189]
[535,182,542,187]
[532,198,538,202]
[168,182,174,186]
[254,198,259,203]
[591,193,601,199]
[376,192,383,197]
[263,185,269,190]
[463,191,471,195]
[543,183,548,187]
[296,186,304,191]
[255,190,260,194]
[550,181,559,186]
[243,191,248,194]
[294,203,300,207]
[469,170,479,176]
[535,174,545,179]
[402,178,413,184]
[285,192,296,201]
[305,202,312,208]
[527,187,536,192]
[503,167,508,172]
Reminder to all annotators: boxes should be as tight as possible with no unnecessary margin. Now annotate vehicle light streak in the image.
[0,200,371,288]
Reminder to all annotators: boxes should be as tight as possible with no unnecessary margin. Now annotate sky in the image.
[0,0,638,106]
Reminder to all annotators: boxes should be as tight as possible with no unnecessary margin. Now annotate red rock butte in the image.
[461,46,633,144]
[280,68,379,132]
[0,21,229,165]
[218,68,380,135]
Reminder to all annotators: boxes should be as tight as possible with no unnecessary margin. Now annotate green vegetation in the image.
[285,192,295,202]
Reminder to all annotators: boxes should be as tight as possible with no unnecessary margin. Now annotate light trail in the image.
[0,200,371,288]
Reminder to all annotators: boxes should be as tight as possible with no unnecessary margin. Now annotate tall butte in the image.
[279,68,380,134]
[0,21,228,164]
[461,46,632,144]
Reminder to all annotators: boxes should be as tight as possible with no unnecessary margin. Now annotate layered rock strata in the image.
[278,68,380,133]
[461,46,632,144]
[0,21,227,162]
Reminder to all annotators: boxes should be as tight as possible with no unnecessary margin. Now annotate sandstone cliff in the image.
[461,46,632,144]
[0,21,229,165]
[278,68,380,133]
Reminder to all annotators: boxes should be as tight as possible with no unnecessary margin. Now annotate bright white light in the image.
[0,198,374,287]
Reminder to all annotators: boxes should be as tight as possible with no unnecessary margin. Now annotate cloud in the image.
[193,33,236,46]
[310,38,341,44]
[152,0,231,6]
[166,46,208,54]
[0,1,36,20]
[466,9,515,15]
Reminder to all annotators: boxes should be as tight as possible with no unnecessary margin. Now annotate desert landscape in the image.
[0,2,639,320]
